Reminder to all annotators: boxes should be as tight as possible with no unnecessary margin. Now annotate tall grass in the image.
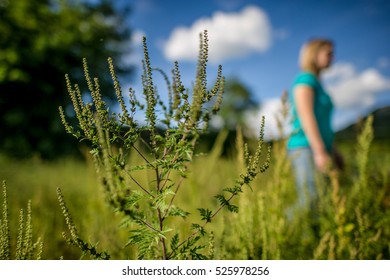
[0,154,130,259]
[209,115,390,260]
[1,180,43,259]
[1,114,389,259]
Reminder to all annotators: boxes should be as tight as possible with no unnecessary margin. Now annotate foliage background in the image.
[0,0,133,158]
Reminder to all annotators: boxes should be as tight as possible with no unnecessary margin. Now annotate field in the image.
[1,122,389,260]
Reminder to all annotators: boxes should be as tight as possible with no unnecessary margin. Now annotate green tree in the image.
[214,77,259,131]
[0,0,133,158]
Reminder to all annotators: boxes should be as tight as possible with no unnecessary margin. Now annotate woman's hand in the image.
[314,148,344,173]
[313,150,332,173]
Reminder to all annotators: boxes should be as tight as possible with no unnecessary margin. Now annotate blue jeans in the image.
[288,147,317,211]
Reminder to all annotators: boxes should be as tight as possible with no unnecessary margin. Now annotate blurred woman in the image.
[287,38,343,212]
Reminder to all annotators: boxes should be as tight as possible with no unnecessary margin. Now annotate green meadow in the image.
[1,121,389,260]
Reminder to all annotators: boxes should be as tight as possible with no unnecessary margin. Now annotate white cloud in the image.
[324,63,390,116]
[322,62,355,81]
[324,63,390,109]
[132,29,146,46]
[245,97,291,141]
[323,63,390,129]
[163,6,272,63]
[121,29,146,67]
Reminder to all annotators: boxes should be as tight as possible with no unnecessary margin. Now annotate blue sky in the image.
[124,0,390,138]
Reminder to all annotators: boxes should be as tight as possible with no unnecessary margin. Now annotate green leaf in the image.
[197,208,212,223]
[170,233,180,252]
[192,224,206,236]
[227,204,239,213]
[168,206,190,218]
[222,186,242,195]
[215,194,228,206]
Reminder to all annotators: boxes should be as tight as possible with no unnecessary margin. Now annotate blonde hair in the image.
[299,38,333,74]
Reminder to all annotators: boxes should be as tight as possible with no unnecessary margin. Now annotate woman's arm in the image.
[294,85,331,172]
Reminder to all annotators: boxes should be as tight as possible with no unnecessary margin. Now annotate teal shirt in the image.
[287,72,334,153]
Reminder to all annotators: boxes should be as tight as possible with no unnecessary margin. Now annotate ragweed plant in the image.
[314,115,389,260]
[56,187,110,260]
[355,115,374,193]
[59,31,270,259]
[0,181,43,260]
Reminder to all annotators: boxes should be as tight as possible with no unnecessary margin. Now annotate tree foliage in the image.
[0,0,133,158]
[214,77,259,131]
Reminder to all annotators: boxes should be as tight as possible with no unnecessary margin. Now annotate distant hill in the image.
[336,106,390,141]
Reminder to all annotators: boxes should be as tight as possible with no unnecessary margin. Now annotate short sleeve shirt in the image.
[287,72,334,152]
